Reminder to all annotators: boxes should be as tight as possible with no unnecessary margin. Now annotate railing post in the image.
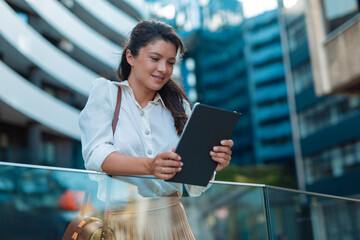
[262,186,273,240]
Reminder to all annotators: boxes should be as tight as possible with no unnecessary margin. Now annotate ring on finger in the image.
[162,167,165,174]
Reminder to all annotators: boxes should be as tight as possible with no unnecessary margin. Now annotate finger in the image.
[155,172,176,180]
[158,151,181,161]
[212,146,232,155]
[171,147,176,152]
[215,164,224,172]
[155,166,181,180]
[160,166,182,174]
[211,157,230,166]
[220,139,234,147]
[161,173,176,180]
[210,151,230,160]
[162,159,183,168]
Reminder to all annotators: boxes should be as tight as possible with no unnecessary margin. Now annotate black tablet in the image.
[167,103,241,187]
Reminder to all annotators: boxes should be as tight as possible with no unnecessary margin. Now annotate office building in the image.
[279,0,360,197]
[305,0,360,95]
[0,0,142,168]
[244,9,294,165]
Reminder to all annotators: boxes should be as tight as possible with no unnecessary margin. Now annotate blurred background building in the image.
[244,10,294,166]
[0,0,359,196]
[278,0,360,198]
[0,0,142,169]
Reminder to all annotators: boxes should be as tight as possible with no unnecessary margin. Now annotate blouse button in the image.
[145,129,150,135]
[147,149,152,155]
[140,110,144,117]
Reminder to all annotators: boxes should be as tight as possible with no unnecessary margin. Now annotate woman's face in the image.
[126,39,177,93]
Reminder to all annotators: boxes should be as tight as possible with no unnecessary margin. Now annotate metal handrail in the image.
[1,161,359,202]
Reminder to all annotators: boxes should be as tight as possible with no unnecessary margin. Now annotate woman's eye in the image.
[168,62,175,66]
[151,57,159,61]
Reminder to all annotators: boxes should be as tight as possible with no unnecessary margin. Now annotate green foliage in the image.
[215,164,297,188]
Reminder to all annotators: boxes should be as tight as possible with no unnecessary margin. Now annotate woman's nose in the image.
[157,61,167,72]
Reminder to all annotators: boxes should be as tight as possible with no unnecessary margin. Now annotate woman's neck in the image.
[128,79,156,109]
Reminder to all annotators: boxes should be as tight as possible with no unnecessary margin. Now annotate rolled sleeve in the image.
[79,78,119,171]
[183,100,192,116]
[184,172,216,197]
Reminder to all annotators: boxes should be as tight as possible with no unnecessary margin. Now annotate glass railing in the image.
[0,161,359,240]
[264,186,360,240]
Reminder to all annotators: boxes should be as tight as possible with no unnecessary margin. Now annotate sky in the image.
[240,0,278,18]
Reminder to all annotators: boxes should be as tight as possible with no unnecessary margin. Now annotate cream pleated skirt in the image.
[109,196,195,240]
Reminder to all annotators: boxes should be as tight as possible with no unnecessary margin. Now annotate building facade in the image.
[0,0,142,168]
[305,0,360,95]
[190,5,296,168]
[179,0,253,166]
[279,0,360,197]
[244,10,294,165]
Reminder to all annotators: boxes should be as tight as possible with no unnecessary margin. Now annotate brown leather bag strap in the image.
[101,178,112,239]
[112,86,122,134]
[79,85,122,215]
[80,191,90,217]
[63,86,121,240]
[102,85,121,239]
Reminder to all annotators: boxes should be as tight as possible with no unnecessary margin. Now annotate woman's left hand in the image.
[210,139,234,171]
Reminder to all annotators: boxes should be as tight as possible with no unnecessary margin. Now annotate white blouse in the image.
[79,78,212,198]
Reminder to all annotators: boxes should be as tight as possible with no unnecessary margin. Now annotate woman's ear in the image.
[126,49,134,66]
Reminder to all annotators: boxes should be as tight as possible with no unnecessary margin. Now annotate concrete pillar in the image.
[27,67,43,164]
[277,0,306,191]
[27,122,42,164]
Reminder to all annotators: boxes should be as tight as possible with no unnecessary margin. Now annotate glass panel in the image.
[323,0,359,33]
[0,163,268,240]
[182,183,268,240]
[0,164,102,239]
[265,186,360,240]
[2,163,360,239]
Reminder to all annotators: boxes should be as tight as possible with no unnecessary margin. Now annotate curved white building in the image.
[0,0,146,167]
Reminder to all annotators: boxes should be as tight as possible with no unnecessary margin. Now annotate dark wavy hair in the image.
[117,20,191,136]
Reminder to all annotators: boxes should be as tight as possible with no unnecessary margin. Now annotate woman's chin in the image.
[151,79,168,89]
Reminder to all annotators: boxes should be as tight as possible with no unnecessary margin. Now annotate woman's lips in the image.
[152,75,164,82]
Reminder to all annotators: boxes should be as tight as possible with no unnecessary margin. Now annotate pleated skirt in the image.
[108,196,195,240]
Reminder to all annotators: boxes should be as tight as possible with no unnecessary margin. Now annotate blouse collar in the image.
[113,80,166,108]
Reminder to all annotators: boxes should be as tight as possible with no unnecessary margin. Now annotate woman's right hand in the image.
[150,151,183,180]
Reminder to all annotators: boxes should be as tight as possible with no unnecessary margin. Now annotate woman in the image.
[79,20,234,240]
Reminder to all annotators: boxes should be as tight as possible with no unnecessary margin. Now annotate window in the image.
[42,82,75,106]
[322,0,360,33]
[299,96,360,138]
[330,149,343,177]
[293,63,313,94]
[0,133,9,162]
[288,18,307,52]
[304,139,360,184]
[42,141,56,165]
[299,100,332,137]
